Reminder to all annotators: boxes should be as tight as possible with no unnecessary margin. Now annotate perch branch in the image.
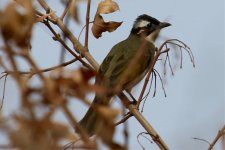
[208,125,225,150]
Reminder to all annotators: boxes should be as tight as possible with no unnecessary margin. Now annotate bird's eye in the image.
[147,23,152,28]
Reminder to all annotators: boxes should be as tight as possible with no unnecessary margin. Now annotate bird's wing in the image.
[97,39,133,87]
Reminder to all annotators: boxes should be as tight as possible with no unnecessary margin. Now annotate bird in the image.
[79,14,171,136]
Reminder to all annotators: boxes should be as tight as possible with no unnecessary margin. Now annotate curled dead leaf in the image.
[92,0,122,38]
[92,14,122,38]
[98,0,120,14]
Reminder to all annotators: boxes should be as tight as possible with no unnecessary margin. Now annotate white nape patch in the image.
[134,20,149,28]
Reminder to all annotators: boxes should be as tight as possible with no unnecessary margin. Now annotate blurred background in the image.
[0,0,224,149]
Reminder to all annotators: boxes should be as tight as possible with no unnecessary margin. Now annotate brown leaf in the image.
[92,14,122,38]
[98,0,120,14]
[0,1,35,47]
[68,0,80,23]
[91,0,122,38]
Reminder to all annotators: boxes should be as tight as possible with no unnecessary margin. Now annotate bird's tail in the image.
[79,95,110,136]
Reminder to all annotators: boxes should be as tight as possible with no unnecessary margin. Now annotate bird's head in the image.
[131,14,171,39]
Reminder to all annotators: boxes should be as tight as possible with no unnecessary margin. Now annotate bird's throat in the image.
[145,29,160,43]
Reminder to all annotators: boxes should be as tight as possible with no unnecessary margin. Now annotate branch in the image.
[118,93,169,150]
[42,20,94,71]
[60,0,72,20]
[115,113,132,126]
[208,125,225,150]
[85,0,91,48]
[37,0,99,70]
[0,74,7,111]
[4,58,77,76]
[137,38,195,108]
[136,46,163,108]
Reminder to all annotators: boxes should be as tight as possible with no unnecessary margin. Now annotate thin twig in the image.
[154,69,166,97]
[60,0,72,20]
[137,132,153,150]
[0,74,7,111]
[5,58,78,76]
[141,73,154,112]
[137,46,162,108]
[42,20,94,71]
[85,0,91,48]
[179,47,183,68]
[78,21,94,41]
[115,113,133,126]
[59,16,69,63]
[37,0,99,70]
[193,137,211,147]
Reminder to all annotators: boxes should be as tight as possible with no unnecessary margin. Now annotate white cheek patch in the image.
[135,20,149,28]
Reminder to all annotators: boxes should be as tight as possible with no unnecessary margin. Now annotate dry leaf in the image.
[92,0,122,38]
[0,1,35,47]
[92,14,122,38]
[98,0,120,14]
[68,0,80,23]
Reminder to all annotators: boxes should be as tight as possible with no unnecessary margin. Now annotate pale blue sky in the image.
[0,0,224,150]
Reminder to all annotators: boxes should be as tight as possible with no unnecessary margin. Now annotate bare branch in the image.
[115,113,133,126]
[37,0,99,70]
[0,74,7,111]
[208,125,225,150]
[42,20,94,71]
[85,0,91,48]
[60,0,72,20]
[4,58,78,76]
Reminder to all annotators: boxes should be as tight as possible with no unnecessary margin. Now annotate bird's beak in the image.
[159,22,171,29]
